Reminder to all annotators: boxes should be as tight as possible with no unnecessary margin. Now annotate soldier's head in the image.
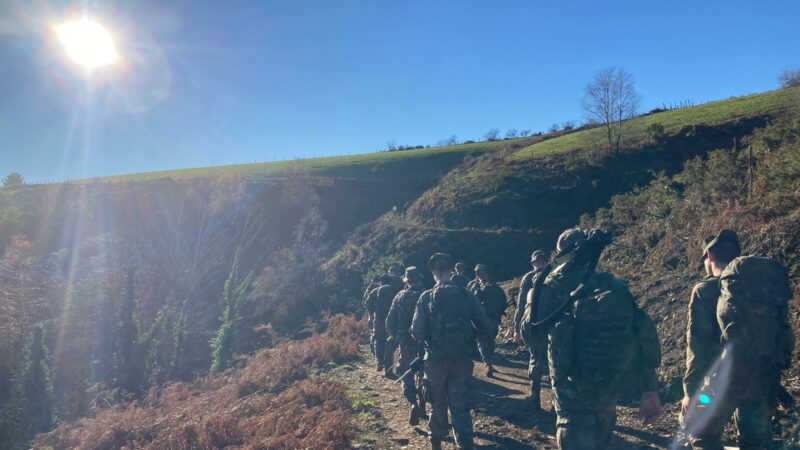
[427,253,454,284]
[403,266,423,287]
[387,265,403,278]
[474,264,489,281]
[530,250,548,270]
[454,262,466,275]
[703,229,741,276]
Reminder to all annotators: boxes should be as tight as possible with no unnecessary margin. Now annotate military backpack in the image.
[717,256,793,380]
[427,283,477,359]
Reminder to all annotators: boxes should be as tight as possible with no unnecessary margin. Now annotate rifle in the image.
[395,355,424,384]
[529,229,612,327]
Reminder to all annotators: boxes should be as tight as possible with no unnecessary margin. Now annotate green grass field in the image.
[96,87,799,183]
[98,138,520,183]
[512,87,800,160]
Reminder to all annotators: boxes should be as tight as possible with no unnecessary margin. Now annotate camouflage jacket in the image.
[546,266,658,410]
[386,286,422,345]
[365,276,403,330]
[683,276,721,397]
[514,268,547,331]
[450,273,470,288]
[476,282,508,324]
[362,282,380,314]
[410,281,493,361]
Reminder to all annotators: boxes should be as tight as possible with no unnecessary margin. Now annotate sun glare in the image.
[56,19,119,69]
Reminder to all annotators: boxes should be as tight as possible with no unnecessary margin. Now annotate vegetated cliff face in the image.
[326,113,780,304]
[583,112,800,395]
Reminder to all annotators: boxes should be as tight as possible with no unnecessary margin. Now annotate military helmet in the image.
[530,249,548,263]
[388,265,403,277]
[703,229,741,262]
[454,262,466,273]
[474,263,487,273]
[403,266,423,284]
[556,228,588,257]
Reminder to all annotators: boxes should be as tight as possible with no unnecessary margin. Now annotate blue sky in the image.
[1,0,798,181]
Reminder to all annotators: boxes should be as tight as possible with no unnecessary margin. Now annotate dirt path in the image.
[336,343,679,450]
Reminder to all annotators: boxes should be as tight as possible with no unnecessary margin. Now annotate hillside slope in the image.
[326,88,799,296]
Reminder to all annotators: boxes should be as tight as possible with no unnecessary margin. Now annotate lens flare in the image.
[56,18,119,69]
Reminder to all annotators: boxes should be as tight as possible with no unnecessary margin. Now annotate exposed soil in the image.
[337,343,680,450]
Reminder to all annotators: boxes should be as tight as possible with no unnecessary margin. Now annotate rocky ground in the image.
[335,343,682,450]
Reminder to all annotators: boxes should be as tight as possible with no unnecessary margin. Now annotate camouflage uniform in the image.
[411,281,493,450]
[365,275,403,370]
[517,266,550,399]
[683,276,721,402]
[387,283,423,405]
[363,279,381,351]
[542,264,659,450]
[475,280,507,365]
[450,272,470,288]
[687,255,795,450]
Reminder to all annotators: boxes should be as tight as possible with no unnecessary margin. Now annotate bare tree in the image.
[519,129,531,137]
[582,67,641,157]
[778,68,800,88]
[505,129,518,139]
[437,135,459,146]
[385,140,397,152]
[484,128,500,141]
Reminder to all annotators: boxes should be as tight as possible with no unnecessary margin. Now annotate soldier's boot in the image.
[376,362,384,372]
[409,403,421,426]
[384,368,396,380]
[430,438,442,450]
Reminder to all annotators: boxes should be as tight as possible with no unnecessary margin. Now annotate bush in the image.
[778,68,800,89]
[645,123,666,143]
[33,315,367,450]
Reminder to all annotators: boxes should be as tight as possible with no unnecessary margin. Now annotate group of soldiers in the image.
[363,227,794,450]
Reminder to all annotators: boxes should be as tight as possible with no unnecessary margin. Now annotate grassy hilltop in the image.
[93,87,798,183]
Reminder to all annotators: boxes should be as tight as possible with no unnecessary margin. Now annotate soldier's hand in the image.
[639,390,662,425]
[680,395,692,423]
[513,332,522,344]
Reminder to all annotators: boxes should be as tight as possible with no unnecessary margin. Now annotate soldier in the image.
[411,253,493,450]
[683,229,795,449]
[386,266,426,425]
[472,264,508,377]
[680,232,732,447]
[451,262,470,288]
[514,249,551,406]
[523,228,662,449]
[365,266,404,376]
[363,276,381,354]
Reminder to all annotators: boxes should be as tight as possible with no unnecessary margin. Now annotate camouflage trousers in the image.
[478,323,499,366]
[527,335,549,400]
[426,358,475,450]
[554,396,617,450]
[371,326,395,369]
[686,395,773,450]
[396,339,419,404]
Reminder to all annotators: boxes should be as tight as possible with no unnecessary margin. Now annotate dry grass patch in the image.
[33,315,367,450]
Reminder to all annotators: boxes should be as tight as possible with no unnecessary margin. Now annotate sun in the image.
[55,18,119,69]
